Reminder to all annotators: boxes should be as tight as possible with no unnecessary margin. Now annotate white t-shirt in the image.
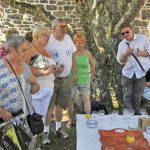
[45,34,76,77]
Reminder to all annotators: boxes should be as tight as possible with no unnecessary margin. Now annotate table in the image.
[76,114,150,150]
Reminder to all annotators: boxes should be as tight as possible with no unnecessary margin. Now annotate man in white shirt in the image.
[45,18,76,139]
[117,23,150,115]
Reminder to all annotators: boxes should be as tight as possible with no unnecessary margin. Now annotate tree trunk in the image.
[76,0,145,111]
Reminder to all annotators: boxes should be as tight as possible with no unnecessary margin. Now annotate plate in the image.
[87,120,98,128]
[115,129,125,133]
[87,120,98,125]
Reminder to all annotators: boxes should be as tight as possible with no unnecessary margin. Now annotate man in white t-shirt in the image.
[45,18,76,139]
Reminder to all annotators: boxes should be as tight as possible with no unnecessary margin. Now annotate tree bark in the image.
[76,0,145,110]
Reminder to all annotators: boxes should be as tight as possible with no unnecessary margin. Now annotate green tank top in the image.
[75,52,90,84]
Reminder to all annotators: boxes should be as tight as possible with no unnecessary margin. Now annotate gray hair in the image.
[52,18,67,29]
[4,34,27,53]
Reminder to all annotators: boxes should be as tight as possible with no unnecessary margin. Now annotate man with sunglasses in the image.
[117,23,150,115]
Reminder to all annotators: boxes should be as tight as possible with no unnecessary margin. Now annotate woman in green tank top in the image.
[67,33,95,128]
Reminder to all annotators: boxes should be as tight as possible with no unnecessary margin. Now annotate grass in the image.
[42,123,76,150]
[41,112,76,150]
[40,96,84,150]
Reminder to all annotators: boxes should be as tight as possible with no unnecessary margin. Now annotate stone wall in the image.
[0,0,150,42]
[135,0,150,38]
[0,0,81,42]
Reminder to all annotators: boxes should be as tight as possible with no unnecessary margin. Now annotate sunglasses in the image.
[30,54,39,65]
[58,25,67,29]
[121,31,129,35]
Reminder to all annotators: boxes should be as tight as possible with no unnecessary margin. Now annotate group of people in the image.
[0,18,95,149]
[1,17,150,149]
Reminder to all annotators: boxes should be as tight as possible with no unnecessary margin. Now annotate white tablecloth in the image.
[76,114,150,150]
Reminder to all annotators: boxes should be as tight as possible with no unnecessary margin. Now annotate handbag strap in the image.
[5,58,32,115]
[126,42,145,72]
[131,54,145,72]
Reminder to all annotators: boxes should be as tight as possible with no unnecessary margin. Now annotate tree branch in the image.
[113,0,145,35]
[3,0,55,25]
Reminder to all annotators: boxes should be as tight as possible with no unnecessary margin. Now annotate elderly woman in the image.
[0,34,40,149]
[29,26,57,145]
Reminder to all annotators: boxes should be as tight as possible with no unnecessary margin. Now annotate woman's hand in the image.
[72,75,77,85]
[28,73,37,84]
[45,64,57,74]
[0,108,13,121]
[90,74,94,82]
[29,73,40,94]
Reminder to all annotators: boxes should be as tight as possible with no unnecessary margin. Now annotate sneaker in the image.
[55,128,69,139]
[42,132,50,144]
[66,121,72,128]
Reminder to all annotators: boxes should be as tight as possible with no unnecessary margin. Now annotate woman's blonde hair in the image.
[73,32,85,44]
[32,26,50,41]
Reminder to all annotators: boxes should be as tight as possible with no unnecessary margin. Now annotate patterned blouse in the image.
[0,59,33,115]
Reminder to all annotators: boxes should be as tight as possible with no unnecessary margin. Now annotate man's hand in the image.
[126,48,133,55]
[135,48,149,57]
[57,64,64,74]
[120,48,133,63]
[28,73,37,84]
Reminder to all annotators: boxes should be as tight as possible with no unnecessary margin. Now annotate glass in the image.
[126,135,135,150]
[92,111,98,119]
[123,108,135,121]
[110,110,119,121]
[99,109,105,121]
[140,108,147,115]
[128,109,135,116]
[54,51,62,69]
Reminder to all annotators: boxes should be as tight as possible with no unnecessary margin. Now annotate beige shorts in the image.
[71,83,90,99]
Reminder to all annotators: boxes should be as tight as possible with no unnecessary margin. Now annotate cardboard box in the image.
[138,117,150,131]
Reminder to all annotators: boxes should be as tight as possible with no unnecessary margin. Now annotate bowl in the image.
[86,119,98,128]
